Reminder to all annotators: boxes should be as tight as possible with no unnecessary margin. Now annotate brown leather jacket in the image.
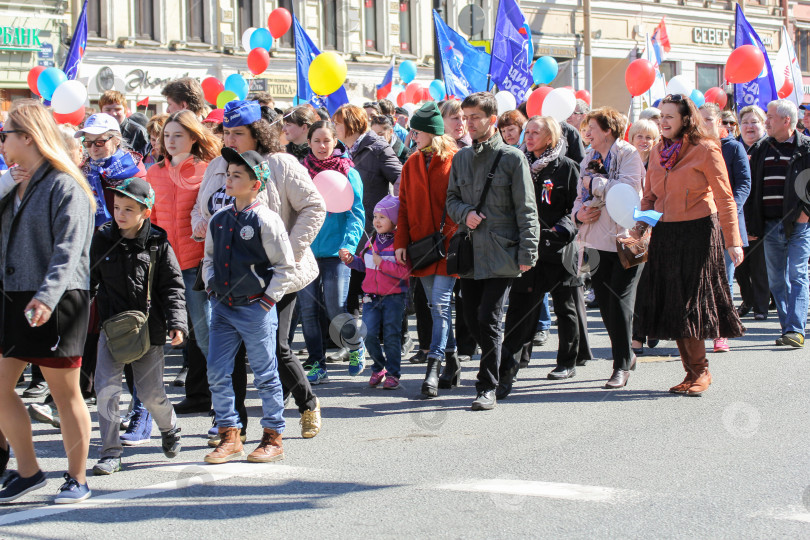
[641,138,742,247]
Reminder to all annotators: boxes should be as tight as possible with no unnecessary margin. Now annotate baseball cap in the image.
[108,177,156,209]
[204,108,225,124]
[800,104,808,111]
[223,100,262,128]
[221,147,270,191]
[75,113,121,137]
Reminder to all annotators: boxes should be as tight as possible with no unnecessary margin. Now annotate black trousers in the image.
[346,269,363,317]
[454,281,478,355]
[183,318,211,404]
[590,251,642,371]
[277,293,317,413]
[460,278,512,392]
[736,239,770,315]
[412,278,432,351]
[574,285,593,362]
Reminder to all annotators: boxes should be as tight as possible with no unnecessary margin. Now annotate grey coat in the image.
[446,132,540,280]
[0,164,94,310]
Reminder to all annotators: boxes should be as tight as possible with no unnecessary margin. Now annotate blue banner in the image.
[62,0,88,80]
[292,12,348,115]
[488,0,532,101]
[433,11,489,98]
[734,4,777,113]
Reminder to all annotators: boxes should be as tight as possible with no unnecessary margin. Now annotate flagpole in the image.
[487,1,502,92]
[434,0,443,80]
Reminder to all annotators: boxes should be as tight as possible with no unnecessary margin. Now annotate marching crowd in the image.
[0,77,807,505]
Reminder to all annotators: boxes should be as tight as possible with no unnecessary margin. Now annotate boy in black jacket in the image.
[89,178,187,475]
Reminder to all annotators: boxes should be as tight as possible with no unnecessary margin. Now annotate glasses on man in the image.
[82,136,114,148]
[0,130,23,143]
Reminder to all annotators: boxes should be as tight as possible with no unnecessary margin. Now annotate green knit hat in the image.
[409,102,444,136]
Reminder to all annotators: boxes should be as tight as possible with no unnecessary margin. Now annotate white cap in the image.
[74,113,121,137]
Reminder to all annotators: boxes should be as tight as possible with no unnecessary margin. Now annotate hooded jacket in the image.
[349,131,402,235]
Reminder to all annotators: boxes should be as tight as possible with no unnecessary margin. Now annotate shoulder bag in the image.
[406,208,448,271]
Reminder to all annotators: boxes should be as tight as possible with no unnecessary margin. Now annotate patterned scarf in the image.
[659,137,683,171]
[287,141,309,163]
[84,149,143,227]
[302,144,354,179]
[420,145,435,171]
[527,140,564,180]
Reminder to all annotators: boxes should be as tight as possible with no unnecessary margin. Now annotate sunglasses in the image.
[82,136,114,148]
[722,120,737,126]
[363,102,379,108]
[664,94,686,103]
[0,130,22,143]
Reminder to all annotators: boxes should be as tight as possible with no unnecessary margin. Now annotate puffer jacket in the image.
[147,155,208,270]
[350,131,402,235]
[192,153,326,294]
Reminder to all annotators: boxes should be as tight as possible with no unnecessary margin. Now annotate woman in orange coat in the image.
[394,102,459,398]
[147,110,221,359]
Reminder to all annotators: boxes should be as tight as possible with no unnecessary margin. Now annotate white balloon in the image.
[541,88,577,123]
[605,183,641,230]
[494,91,517,116]
[242,27,257,53]
[52,80,88,114]
[403,103,417,116]
[666,75,694,97]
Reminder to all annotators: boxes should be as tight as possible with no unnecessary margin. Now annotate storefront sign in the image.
[0,26,42,50]
[692,27,731,46]
[534,45,577,59]
[251,75,296,98]
[37,43,54,67]
[124,69,192,92]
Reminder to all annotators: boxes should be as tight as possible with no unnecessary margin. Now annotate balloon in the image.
[27,66,46,96]
[224,74,249,100]
[725,44,765,84]
[267,7,292,38]
[201,77,225,105]
[689,88,705,108]
[53,106,85,125]
[247,47,270,75]
[575,89,591,105]
[532,56,558,85]
[704,87,728,108]
[51,80,88,114]
[405,82,423,104]
[241,27,257,53]
[778,79,794,99]
[666,75,694,97]
[396,92,407,107]
[249,27,273,51]
[308,52,347,96]
[625,59,655,97]
[216,90,238,109]
[526,87,553,116]
[495,91,517,116]
[403,103,417,116]
[542,88,577,123]
[605,183,641,230]
[391,83,405,95]
[312,170,354,213]
[429,80,446,101]
[37,67,67,101]
[399,60,417,84]
[422,87,434,102]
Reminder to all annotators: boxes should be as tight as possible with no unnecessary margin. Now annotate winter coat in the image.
[350,131,402,235]
[348,233,411,296]
[561,121,586,164]
[720,135,751,247]
[392,136,410,165]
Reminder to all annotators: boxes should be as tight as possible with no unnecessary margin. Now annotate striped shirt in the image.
[762,136,795,220]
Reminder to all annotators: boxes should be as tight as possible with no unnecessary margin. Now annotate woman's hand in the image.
[24,298,52,327]
[338,248,353,264]
[466,211,486,230]
[9,166,30,184]
[728,246,744,267]
[193,221,208,239]
[169,329,184,346]
[576,206,601,224]
[395,248,408,265]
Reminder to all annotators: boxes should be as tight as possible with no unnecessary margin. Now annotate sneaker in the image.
[401,336,414,357]
[161,427,182,458]
[347,348,365,376]
[713,338,729,353]
[22,380,49,398]
[28,402,60,428]
[54,473,91,504]
[369,369,386,387]
[782,332,805,348]
[120,408,153,446]
[306,366,329,385]
[172,367,188,387]
[754,313,767,321]
[382,375,400,390]
[300,398,321,439]
[0,470,47,503]
[92,457,122,476]
[532,330,549,347]
[409,349,428,364]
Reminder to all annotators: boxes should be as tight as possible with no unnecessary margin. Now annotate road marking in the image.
[0,462,305,526]
[772,511,810,523]
[436,478,627,502]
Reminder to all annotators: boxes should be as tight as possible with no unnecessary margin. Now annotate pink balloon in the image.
[313,170,353,213]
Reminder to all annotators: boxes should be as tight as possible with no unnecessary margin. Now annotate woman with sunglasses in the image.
[628,94,745,396]
[720,111,739,138]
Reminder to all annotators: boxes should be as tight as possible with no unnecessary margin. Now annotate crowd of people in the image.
[0,76,807,504]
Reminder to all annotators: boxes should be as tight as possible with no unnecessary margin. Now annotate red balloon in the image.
[267,8,292,39]
[704,87,728,109]
[725,44,765,84]
[526,87,553,116]
[27,66,46,96]
[778,79,794,99]
[625,59,656,97]
[53,106,85,125]
[405,82,422,104]
[201,77,225,105]
[396,92,407,107]
[421,87,433,102]
[574,89,591,105]
[624,122,632,142]
[247,47,270,75]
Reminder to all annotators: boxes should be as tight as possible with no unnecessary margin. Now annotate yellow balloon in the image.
[217,90,238,109]
[308,52,347,96]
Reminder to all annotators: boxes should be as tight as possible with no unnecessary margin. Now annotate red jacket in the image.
[147,155,209,270]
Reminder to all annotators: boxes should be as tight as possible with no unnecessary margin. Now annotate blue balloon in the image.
[249,28,273,51]
[689,88,705,108]
[429,80,446,101]
[399,60,417,84]
[532,56,558,85]
[224,74,249,100]
[37,67,67,101]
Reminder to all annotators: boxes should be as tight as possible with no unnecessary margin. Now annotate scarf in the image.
[85,149,143,227]
[302,145,354,179]
[287,141,310,162]
[659,137,683,171]
[527,140,564,180]
[348,131,368,158]
[420,145,435,171]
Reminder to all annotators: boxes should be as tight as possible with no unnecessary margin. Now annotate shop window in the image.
[696,63,723,93]
[276,0,293,48]
[186,0,205,43]
[323,1,337,50]
[796,29,810,74]
[238,0,256,33]
[660,61,678,83]
[399,0,412,53]
[135,0,156,40]
[87,0,103,38]
[364,0,378,51]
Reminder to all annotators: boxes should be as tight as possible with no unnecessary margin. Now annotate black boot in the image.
[421,355,441,398]
[438,351,461,389]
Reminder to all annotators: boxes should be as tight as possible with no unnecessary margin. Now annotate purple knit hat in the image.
[374,194,400,225]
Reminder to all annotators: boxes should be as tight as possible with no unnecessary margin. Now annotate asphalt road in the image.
[0,299,808,539]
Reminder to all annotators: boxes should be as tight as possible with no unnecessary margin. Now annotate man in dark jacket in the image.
[99,90,149,157]
[370,114,410,165]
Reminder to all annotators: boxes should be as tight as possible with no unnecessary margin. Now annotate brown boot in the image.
[669,339,694,394]
[683,338,711,396]
[247,428,284,463]
[204,427,244,464]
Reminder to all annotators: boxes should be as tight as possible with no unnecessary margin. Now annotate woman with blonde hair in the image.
[0,99,95,503]
[628,119,660,168]
[440,99,471,148]
[144,113,169,169]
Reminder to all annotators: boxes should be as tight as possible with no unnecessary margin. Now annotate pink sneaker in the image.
[713,338,729,353]
[382,375,400,390]
[369,370,386,387]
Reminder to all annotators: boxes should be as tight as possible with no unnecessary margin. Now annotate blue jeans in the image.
[363,293,406,378]
[297,257,352,368]
[763,220,810,335]
[724,250,736,300]
[537,293,551,332]
[419,274,456,357]
[182,267,211,359]
[207,301,285,432]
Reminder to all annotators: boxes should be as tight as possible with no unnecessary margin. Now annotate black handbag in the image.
[407,209,447,271]
[446,150,504,276]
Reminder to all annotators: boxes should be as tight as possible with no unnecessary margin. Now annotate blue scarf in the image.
[86,149,142,226]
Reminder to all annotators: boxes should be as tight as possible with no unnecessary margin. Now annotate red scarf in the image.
[659,137,683,171]
[303,146,354,179]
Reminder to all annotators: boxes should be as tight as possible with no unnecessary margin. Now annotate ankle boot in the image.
[438,351,461,389]
[683,339,711,396]
[204,427,245,464]
[247,428,284,463]
[421,355,441,398]
[669,339,695,394]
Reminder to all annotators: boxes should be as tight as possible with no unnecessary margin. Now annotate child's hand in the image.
[372,252,382,267]
[338,248,353,264]
[169,329,185,346]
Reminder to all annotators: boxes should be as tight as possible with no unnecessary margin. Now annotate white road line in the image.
[772,511,810,523]
[0,462,306,527]
[436,478,628,502]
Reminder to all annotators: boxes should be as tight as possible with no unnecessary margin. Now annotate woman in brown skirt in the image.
[628,94,745,396]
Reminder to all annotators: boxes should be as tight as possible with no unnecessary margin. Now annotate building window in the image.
[134,0,155,40]
[660,61,678,82]
[87,0,103,38]
[277,0,293,48]
[364,0,377,51]
[238,0,255,32]
[323,1,337,50]
[797,29,810,73]
[399,0,411,53]
[696,63,723,93]
[186,0,205,42]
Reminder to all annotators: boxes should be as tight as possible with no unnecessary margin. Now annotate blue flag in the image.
[63,0,88,80]
[734,4,776,113]
[433,11,489,98]
[633,208,664,227]
[292,12,348,115]
[489,0,532,101]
